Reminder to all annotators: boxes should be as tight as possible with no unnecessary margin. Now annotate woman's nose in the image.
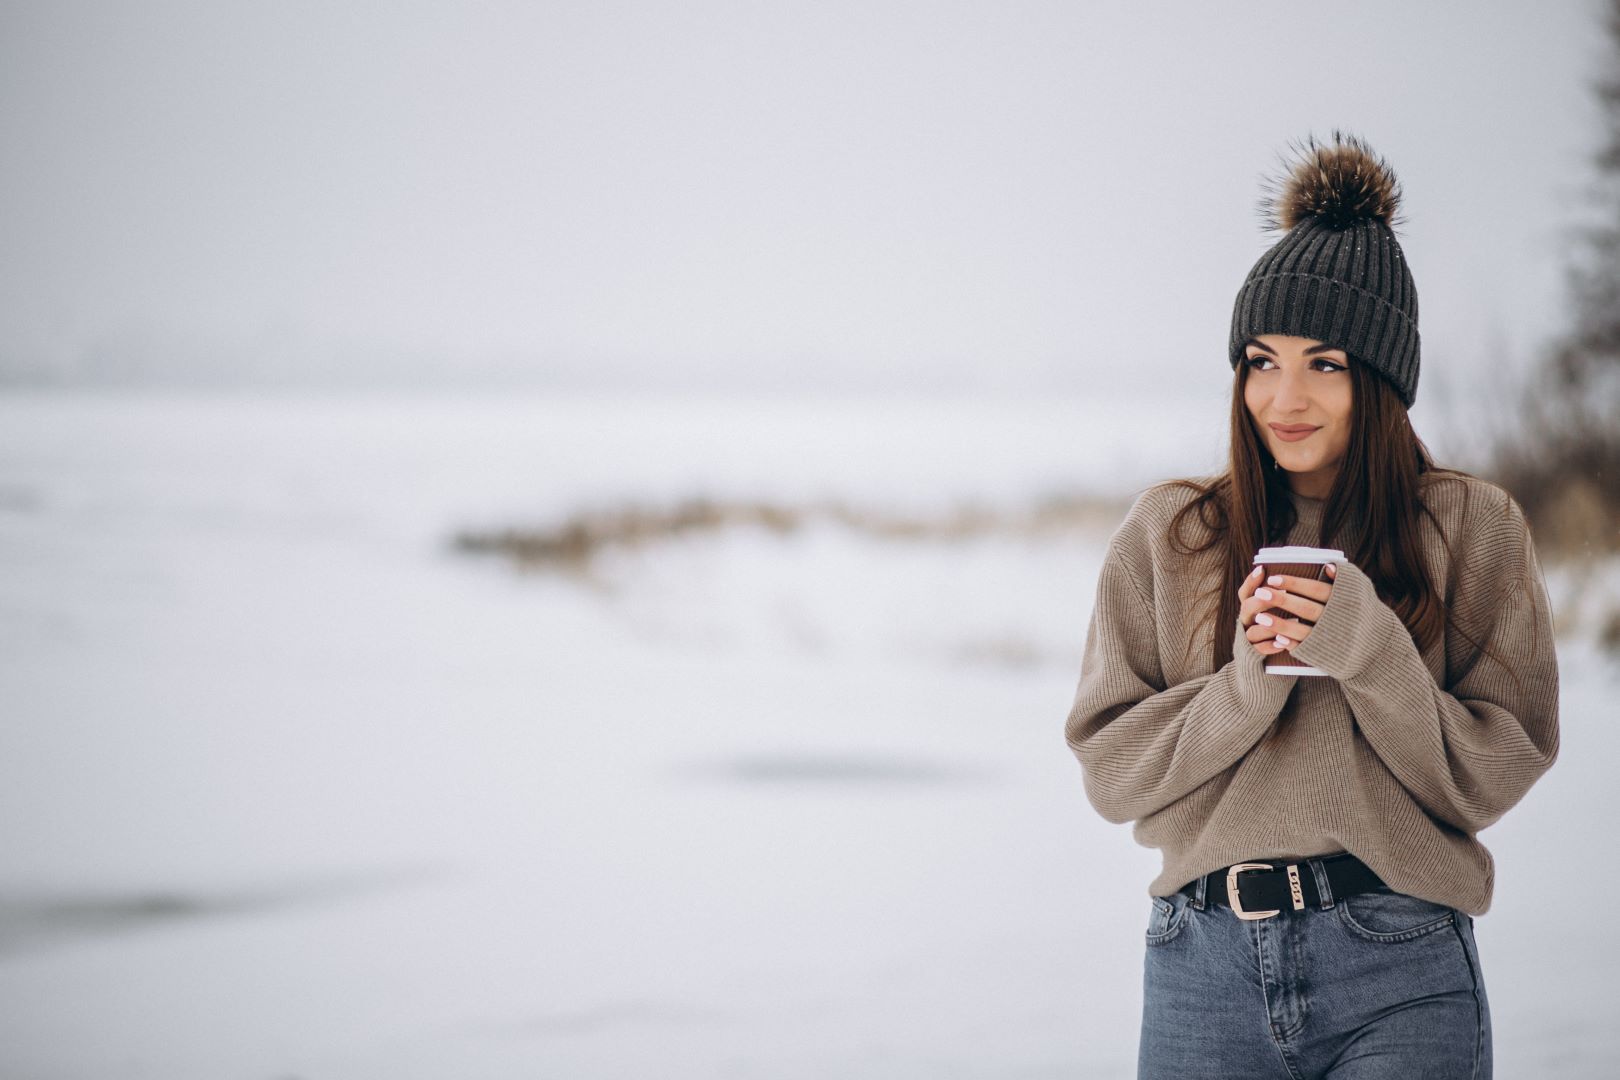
[1273,371,1311,411]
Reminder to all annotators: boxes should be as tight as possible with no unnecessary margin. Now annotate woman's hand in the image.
[1239,563,1338,656]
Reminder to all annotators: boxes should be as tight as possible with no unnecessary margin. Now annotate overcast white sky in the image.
[0,0,1608,395]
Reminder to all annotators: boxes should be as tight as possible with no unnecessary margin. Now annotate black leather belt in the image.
[1177,852,1388,920]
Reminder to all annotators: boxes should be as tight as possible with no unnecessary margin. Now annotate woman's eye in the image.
[1246,356,1345,372]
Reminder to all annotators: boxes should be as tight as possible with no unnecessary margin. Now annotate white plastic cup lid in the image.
[1254,546,1344,563]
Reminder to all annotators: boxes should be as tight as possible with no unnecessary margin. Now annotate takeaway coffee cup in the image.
[1253,546,1344,676]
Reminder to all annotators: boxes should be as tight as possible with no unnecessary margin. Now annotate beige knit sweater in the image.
[1063,472,1560,915]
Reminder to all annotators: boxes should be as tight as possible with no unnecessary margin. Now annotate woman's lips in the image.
[1269,424,1320,442]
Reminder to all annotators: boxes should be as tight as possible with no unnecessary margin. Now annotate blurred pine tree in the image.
[1489,0,1620,563]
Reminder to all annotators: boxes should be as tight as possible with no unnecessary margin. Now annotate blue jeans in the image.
[1139,861,1491,1079]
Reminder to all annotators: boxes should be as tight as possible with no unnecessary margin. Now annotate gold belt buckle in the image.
[1226,863,1282,920]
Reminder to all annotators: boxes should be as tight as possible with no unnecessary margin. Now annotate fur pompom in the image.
[1256,129,1405,233]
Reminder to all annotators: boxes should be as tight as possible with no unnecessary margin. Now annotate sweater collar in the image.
[1282,488,1324,543]
[1288,489,1326,512]
[1282,487,1363,549]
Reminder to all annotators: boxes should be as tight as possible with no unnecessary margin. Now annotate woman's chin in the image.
[1271,454,1325,475]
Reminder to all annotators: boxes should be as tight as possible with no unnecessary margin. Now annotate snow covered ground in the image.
[0,387,1614,1077]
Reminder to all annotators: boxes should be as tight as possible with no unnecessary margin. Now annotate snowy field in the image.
[0,388,1615,1078]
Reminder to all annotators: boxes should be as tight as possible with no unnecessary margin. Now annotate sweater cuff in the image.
[1233,617,1298,706]
[1286,558,1409,680]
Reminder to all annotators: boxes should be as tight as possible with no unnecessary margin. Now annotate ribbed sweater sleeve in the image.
[1064,489,1298,825]
[1286,493,1561,833]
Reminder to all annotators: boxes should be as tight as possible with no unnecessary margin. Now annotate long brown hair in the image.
[1161,353,1518,686]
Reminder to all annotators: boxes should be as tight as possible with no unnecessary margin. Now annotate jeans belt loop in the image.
[1309,856,1336,909]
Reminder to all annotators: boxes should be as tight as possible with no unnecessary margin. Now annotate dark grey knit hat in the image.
[1229,131,1421,408]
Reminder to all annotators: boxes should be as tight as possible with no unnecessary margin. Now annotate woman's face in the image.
[1241,333,1353,497]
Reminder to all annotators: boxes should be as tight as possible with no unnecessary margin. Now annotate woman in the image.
[1064,131,1560,1080]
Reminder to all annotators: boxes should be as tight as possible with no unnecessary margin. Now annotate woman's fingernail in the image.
[1268,575,1284,586]
[1327,564,1337,577]
[1250,567,1262,577]
[1275,635,1290,646]
[1256,613,1274,626]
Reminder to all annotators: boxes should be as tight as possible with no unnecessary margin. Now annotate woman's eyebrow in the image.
[1242,338,1345,358]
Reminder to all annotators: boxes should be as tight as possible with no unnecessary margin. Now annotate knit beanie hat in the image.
[1228,130,1421,408]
